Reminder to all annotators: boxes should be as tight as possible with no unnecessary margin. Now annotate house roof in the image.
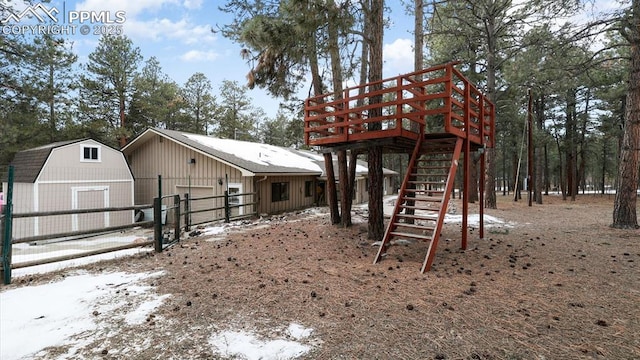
[8,140,82,183]
[122,128,397,178]
[123,128,322,176]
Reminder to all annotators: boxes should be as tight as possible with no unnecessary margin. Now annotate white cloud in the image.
[75,0,216,45]
[123,17,216,44]
[383,38,414,75]
[180,49,219,62]
[183,0,203,10]
[75,0,178,18]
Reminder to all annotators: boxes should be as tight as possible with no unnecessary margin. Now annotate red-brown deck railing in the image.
[304,62,495,148]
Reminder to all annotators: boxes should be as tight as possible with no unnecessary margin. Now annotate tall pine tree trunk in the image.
[324,153,341,224]
[565,88,578,201]
[577,90,590,194]
[404,0,425,222]
[309,19,340,224]
[367,0,385,241]
[534,94,545,204]
[484,17,498,209]
[327,5,352,227]
[612,0,639,228]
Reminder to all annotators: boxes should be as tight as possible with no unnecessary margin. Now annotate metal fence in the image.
[1,169,257,285]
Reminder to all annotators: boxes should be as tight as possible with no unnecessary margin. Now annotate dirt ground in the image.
[12,194,640,359]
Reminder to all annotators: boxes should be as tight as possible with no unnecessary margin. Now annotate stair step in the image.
[399,204,440,211]
[415,194,445,199]
[409,174,448,178]
[405,188,445,193]
[390,231,433,241]
[409,178,448,182]
[418,191,445,195]
[402,196,442,202]
[407,180,447,185]
[416,159,451,164]
[393,222,436,230]
[414,166,451,170]
[396,213,439,220]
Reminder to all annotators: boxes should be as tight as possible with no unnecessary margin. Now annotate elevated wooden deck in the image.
[304,62,495,151]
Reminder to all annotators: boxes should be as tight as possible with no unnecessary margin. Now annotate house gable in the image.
[37,139,134,183]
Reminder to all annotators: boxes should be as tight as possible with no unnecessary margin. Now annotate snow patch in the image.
[209,324,314,360]
[0,271,166,360]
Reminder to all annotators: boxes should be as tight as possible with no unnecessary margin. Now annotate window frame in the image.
[80,144,101,162]
[271,182,290,202]
[304,181,313,198]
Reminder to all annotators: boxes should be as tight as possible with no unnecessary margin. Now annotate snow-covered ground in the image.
[1,200,508,360]
[1,270,166,359]
[0,218,319,360]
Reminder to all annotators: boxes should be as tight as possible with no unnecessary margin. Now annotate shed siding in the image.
[256,175,317,214]
[9,183,35,239]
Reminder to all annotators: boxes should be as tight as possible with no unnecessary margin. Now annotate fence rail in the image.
[1,169,259,285]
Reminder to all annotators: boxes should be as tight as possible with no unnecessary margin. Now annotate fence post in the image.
[173,195,181,242]
[2,165,14,285]
[224,190,230,223]
[153,197,162,252]
[183,193,190,232]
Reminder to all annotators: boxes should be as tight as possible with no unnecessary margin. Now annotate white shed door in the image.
[72,186,109,231]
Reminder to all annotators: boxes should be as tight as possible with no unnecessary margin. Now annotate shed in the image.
[122,128,396,220]
[3,139,135,239]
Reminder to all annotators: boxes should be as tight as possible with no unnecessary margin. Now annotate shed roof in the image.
[8,140,82,183]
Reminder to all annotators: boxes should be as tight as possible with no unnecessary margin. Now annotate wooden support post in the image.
[153,197,162,253]
[224,190,230,223]
[174,195,181,242]
[462,83,471,250]
[183,193,190,232]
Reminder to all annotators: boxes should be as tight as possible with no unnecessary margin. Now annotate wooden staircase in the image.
[374,135,463,273]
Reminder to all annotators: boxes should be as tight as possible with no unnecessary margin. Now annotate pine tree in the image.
[129,57,183,134]
[214,80,263,141]
[80,35,142,147]
[182,73,216,135]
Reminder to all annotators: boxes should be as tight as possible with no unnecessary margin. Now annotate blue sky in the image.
[7,0,616,117]
[44,0,416,117]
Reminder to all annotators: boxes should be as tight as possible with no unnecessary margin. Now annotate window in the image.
[81,145,101,162]
[304,181,313,197]
[271,182,289,202]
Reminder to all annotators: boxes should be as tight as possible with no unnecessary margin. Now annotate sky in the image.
[3,0,618,119]
[4,0,417,118]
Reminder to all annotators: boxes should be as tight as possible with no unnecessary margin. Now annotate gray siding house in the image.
[3,139,135,239]
[122,128,396,219]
